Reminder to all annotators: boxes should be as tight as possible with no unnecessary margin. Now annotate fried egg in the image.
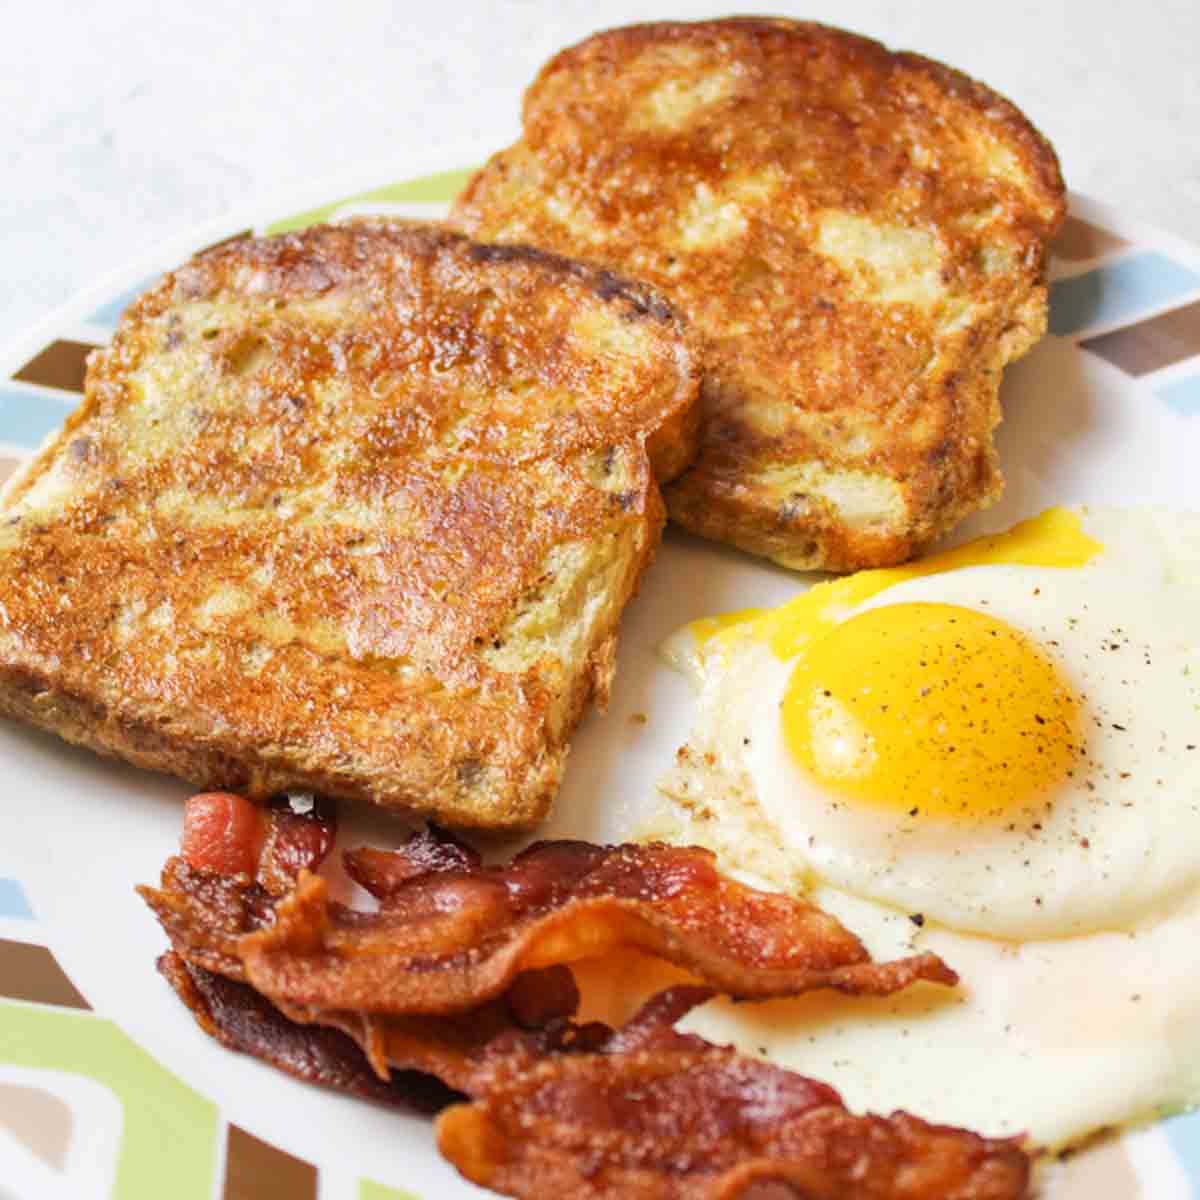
[655,507,1200,1148]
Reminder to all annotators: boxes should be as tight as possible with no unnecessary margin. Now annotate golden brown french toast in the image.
[0,221,699,829]
[453,18,1066,570]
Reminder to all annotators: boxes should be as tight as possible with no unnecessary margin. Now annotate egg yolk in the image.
[782,602,1082,820]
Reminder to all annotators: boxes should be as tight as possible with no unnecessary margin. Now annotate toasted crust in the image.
[0,221,699,829]
[453,18,1067,570]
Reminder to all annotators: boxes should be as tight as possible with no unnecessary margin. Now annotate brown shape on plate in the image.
[224,1122,318,1200]
[1051,216,1129,263]
[0,938,89,1010]
[1081,298,1200,377]
[12,339,98,393]
[144,795,1028,1200]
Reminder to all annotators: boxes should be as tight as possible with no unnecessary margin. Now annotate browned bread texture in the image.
[0,221,699,829]
[453,17,1067,571]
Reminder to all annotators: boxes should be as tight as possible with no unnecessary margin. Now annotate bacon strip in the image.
[157,952,1030,1199]
[137,794,337,980]
[282,962,593,1092]
[179,791,337,890]
[231,827,954,1016]
[143,796,1031,1200]
[166,946,603,1097]
[436,987,1032,1200]
[157,950,457,1112]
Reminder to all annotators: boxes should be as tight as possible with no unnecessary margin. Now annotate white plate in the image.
[2,142,1199,1199]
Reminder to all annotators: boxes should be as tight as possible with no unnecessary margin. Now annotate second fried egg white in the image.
[656,507,1200,1146]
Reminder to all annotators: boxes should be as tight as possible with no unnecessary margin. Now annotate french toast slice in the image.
[453,18,1067,571]
[0,221,698,829]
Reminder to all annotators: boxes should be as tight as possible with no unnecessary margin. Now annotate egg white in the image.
[656,507,1200,1147]
[681,883,1200,1148]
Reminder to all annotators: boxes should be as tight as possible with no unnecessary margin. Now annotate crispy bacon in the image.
[138,794,337,980]
[160,937,597,1099]
[436,987,1031,1200]
[157,950,456,1112]
[140,856,273,979]
[179,791,336,891]
[144,797,1031,1200]
[301,964,593,1094]
[343,825,477,891]
[232,827,954,1016]
[255,797,337,895]
[157,953,1030,1199]
[144,823,954,1019]
[180,792,266,878]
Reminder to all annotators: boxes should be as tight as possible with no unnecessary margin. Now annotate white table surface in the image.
[3,0,1198,347]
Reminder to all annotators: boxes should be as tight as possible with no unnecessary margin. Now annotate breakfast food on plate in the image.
[437,986,1030,1200]
[0,220,699,830]
[166,961,1032,1200]
[655,506,1200,1148]
[8,12,1175,1191]
[144,793,1032,1199]
[157,951,460,1112]
[453,17,1067,571]
[140,794,955,1024]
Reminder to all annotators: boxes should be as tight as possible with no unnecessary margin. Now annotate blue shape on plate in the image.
[0,878,33,919]
[1163,1107,1200,1192]
[87,274,159,328]
[0,386,73,449]
[1158,372,1200,417]
[1049,252,1200,338]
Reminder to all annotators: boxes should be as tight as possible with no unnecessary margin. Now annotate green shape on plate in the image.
[360,1180,422,1200]
[0,998,219,1199]
[266,166,479,235]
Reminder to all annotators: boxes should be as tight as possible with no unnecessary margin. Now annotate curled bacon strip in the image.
[344,964,602,1092]
[138,793,337,980]
[232,826,955,1016]
[180,791,337,890]
[158,948,1030,1198]
[143,796,1031,1200]
[143,821,954,1018]
[141,797,602,1086]
[437,988,1031,1200]
[157,950,457,1112]
[164,945,602,1099]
